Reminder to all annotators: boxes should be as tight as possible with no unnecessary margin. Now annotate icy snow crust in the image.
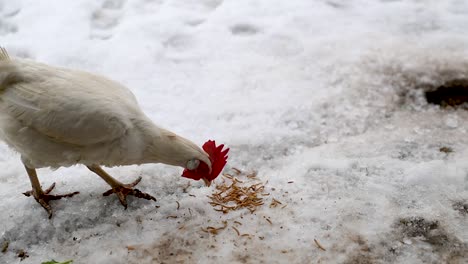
[1,0,467,263]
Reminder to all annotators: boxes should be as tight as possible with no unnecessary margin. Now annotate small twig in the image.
[201,221,228,235]
[232,226,240,236]
[176,201,180,210]
[272,198,282,204]
[233,178,244,183]
[314,239,326,251]
[166,215,178,219]
[223,173,233,179]
[182,182,191,193]
[247,171,258,178]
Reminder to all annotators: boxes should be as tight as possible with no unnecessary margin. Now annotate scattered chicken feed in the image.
[207,170,266,214]
[199,168,287,236]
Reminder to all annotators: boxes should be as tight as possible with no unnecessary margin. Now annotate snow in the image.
[1,0,467,263]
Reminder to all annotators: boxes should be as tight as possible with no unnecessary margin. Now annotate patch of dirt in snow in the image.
[127,229,268,264]
[321,43,468,142]
[392,216,468,263]
[127,232,195,264]
[336,216,468,264]
[425,79,468,108]
[355,44,468,111]
[452,201,468,216]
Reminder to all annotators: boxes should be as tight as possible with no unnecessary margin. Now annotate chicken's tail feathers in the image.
[0,47,10,61]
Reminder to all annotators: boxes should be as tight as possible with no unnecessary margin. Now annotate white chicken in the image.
[0,47,228,218]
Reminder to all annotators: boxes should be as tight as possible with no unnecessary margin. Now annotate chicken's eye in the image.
[186,159,200,170]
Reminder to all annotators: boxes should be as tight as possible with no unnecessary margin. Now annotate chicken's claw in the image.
[23,183,79,218]
[102,176,157,209]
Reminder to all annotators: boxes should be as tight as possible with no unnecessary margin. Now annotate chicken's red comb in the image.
[182,140,229,182]
[202,140,229,180]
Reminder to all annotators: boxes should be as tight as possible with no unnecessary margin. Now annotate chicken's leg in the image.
[87,165,156,208]
[22,166,79,218]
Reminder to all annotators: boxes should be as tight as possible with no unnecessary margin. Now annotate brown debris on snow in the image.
[208,169,266,214]
[314,239,326,251]
[201,221,228,235]
[199,168,289,237]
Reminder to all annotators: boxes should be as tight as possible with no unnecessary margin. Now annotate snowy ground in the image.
[1,0,468,263]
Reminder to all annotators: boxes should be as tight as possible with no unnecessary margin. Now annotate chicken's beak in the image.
[202,177,211,187]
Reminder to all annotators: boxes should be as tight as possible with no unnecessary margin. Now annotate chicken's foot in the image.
[87,165,157,209]
[23,166,79,218]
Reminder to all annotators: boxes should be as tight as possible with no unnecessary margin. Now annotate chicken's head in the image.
[182,140,229,186]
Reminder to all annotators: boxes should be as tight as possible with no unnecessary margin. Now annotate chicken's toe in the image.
[23,184,79,218]
[102,178,156,209]
[43,182,56,194]
[127,176,142,188]
[36,197,53,219]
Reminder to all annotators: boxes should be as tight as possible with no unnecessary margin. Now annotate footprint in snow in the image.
[325,0,349,9]
[180,0,223,27]
[0,0,20,36]
[90,0,126,40]
[163,34,197,54]
[230,23,260,36]
[184,18,206,27]
[196,0,224,12]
